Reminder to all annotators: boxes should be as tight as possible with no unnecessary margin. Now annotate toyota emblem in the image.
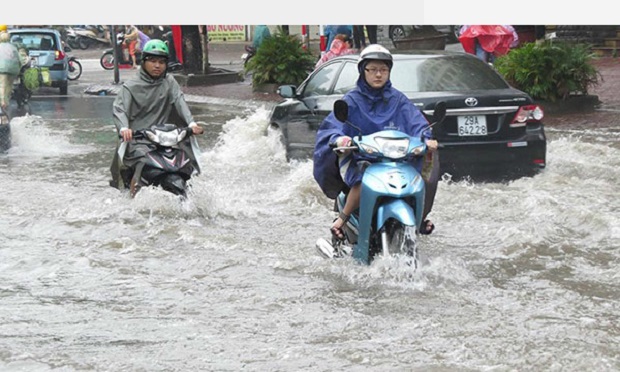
[465,97,478,107]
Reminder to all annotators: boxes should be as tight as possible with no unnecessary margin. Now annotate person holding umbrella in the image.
[458,25,519,64]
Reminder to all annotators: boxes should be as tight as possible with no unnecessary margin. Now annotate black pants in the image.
[365,25,378,44]
[352,25,366,49]
[353,26,378,49]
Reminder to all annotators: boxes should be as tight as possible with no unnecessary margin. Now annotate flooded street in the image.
[0,97,618,371]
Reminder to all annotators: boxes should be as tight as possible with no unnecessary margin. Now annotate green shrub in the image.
[494,41,601,102]
[245,27,316,87]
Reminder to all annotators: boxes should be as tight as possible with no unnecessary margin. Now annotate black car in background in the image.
[268,51,547,180]
[388,25,461,43]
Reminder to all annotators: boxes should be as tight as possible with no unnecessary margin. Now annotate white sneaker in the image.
[316,238,336,259]
[316,238,352,259]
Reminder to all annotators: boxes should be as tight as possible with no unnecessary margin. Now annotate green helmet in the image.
[142,39,169,59]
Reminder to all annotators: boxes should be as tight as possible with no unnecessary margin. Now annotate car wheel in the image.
[389,26,406,41]
[59,82,68,95]
[267,124,290,161]
[451,25,462,42]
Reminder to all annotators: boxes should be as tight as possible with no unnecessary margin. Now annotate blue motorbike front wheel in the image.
[382,221,418,267]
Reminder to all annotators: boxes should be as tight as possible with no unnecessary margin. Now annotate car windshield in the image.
[10,33,57,51]
[391,56,510,92]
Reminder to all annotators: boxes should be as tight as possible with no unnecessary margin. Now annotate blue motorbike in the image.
[316,100,446,266]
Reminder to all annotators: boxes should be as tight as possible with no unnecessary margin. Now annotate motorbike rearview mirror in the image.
[333,99,363,139]
[334,100,348,123]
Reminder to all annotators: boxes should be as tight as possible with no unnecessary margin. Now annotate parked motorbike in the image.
[67,25,110,50]
[65,27,81,50]
[100,32,141,70]
[114,123,203,198]
[67,55,82,80]
[315,100,446,267]
[241,45,256,67]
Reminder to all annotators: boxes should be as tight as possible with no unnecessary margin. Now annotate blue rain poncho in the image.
[313,76,430,199]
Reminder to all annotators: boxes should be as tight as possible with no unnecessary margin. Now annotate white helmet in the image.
[358,44,393,73]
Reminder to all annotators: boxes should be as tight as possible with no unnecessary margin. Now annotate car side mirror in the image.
[277,85,296,98]
[334,99,348,122]
[433,101,447,125]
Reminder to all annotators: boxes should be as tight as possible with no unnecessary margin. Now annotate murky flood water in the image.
[0,98,618,371]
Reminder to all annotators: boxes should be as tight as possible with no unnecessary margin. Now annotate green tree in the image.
[245,27,316,87]
[495,41,601,102]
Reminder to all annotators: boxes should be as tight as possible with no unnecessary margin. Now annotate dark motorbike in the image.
[67,25,110,50]
[1,63,34,152]
[114,123,201,198]
[0,106,10,153]
[241,45,256,67]
[11,64,34,110]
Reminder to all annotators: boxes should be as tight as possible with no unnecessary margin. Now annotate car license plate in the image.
[457,115,487,136]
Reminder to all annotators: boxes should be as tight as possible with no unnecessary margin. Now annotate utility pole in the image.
[109,25,120,84]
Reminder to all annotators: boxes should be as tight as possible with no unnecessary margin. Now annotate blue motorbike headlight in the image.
[410,145,425,156]
[374,137,409,159]
[360,143,379,154]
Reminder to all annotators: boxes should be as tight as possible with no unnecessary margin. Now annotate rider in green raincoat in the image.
[109,39,204,193]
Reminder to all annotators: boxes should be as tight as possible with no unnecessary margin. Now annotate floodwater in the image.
[0,97,618,371]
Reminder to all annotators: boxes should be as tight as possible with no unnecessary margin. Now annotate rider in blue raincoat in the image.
[313,44,439,240]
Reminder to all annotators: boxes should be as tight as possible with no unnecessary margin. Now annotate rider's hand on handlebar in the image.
[189,122,204,135]
[120,128,133,142]
[425,139,438,152]
[335,136,352,154]
[336,136,352,147]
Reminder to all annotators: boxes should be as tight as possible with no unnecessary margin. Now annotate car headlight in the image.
[374,137,409,159]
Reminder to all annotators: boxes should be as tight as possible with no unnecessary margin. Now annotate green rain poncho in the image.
[110,68,202,189]
[0,39,21,76]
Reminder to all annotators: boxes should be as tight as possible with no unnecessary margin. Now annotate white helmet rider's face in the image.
[363,60,390,89]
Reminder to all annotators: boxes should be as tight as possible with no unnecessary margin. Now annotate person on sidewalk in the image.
[352,25,366,50]
[252,25,271,50]
[459,25,518,64]
[315,34,356,69]
[365,25,378,44]
[313,44,439,241]
[109,39,204,196]
[123,25,140,68]
[324,25,352,54]
[136,28,151,55]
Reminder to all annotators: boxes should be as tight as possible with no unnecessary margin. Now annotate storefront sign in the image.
[207,25,246,42]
